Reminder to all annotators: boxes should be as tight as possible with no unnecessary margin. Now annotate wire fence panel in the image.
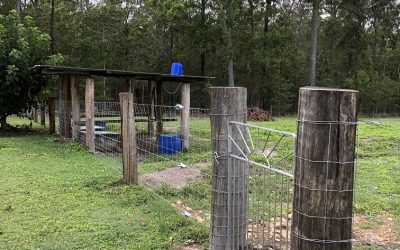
[56,100,213,226]
[227,122,296,250]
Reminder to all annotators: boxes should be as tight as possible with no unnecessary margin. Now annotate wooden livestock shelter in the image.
[32,65,214,184]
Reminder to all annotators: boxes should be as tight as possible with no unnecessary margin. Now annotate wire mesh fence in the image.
[47,101,400,249]
[226,121,296,250]
[55,100,213,226]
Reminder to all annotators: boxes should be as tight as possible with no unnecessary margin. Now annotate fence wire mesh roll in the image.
[227,122,296,250]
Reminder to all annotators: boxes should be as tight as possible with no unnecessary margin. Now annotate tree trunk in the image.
[16,0,22,22]
[262,0,272,109]
[308,0,319,86]
[49,0,55,55]
[248,0,255,35]
[227,26,234,87]
[200,0,206,109]
[0,115,10,130]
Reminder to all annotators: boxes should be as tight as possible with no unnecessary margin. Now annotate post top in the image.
[300,86,358,93]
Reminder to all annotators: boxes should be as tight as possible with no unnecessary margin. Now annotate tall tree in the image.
[16,0,21,22]
[49,0,55,55]
[0,11,53,129]
[308,0,319,86]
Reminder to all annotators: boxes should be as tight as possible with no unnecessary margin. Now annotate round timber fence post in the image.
[120,92,138,185]
[209,87,248,250]
[180,83,190,151]
[291,86,358,250]
[85,78,95,153]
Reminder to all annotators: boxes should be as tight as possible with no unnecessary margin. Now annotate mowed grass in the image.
[0,117,207,249]
[1,116,399,249]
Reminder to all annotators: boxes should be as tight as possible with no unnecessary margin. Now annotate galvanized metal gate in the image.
[227,121,296,249]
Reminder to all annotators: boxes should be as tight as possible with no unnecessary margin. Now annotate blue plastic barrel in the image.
[158,134,182,154]
[171,63,183,76]
[94,121,107,131]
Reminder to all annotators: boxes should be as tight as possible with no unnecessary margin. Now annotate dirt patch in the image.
[141,161,210,189]
[353,214,400,249]
[247,215,291,250]
[172,200,206,224]
[175,244,203,250]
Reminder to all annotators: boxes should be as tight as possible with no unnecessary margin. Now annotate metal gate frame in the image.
[227,121,296,249]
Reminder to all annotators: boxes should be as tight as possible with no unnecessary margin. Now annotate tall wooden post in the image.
[48,97,56,134]
[209,87,247,250]
[180,83,190,150]
[155,81,163,135]
[71,76,81,140]
[85,78,95,153]
[292,87,358,250]
[147,80,155,136]
[120,92,138,185]
[40,105,46,126]
[33,107,38,122]
[60,75,72,138]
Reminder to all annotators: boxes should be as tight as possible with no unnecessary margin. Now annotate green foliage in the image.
[0,11,52,122]
[17,0,400,113]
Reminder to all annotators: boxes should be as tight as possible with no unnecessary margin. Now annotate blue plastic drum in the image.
[158,134,182,154]
[170,63,183,76]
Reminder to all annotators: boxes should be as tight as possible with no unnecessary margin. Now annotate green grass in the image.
[1,115,399,249]
[0,117,208,249]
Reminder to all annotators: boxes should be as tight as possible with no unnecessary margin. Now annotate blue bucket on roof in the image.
[158,134,182,154]
[171,63,183,76]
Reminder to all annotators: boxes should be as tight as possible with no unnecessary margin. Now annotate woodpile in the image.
[247,107,272,121]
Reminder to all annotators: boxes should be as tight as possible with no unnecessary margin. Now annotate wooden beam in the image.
[33,107,38,123]
[61,75,72,138]
[291,87,358,250]
[40,104,46,126]
[147,80,155,136]
[120,92,138,185]
[85,78,95,153]
[48,97,56,134]
[155,81,163,135]
[71,76,81,140]
[209,87,248,249]
[180,83,190,150]
[60,76,72,138]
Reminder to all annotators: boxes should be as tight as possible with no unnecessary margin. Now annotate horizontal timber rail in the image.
[32,65,215,83]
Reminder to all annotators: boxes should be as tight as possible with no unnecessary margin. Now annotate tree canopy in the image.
[6,0,400,115]
[0,11,56,128]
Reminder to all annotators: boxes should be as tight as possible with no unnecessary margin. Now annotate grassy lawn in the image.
[0,118,207,250]
[1,116,399,249]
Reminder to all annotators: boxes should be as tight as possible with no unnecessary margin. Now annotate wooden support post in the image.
[58,77,63,135]
[61,75,72,138]
[71,76,81,140]
[209,87,247,250]
[155,81,163,135]
[85,78,95,153]
[120,92,138,185]
[180,83,190,150]
[147,80,155,136]
[33,107,38,122]
[40,105,46,126]
[48,97,56,134]
[292,87,358,250]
